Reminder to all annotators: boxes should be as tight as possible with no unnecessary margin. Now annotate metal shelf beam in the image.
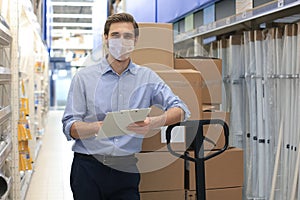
[0,106,11,125]
[0,67,11,84]
[0,138,12,168]
[0,22,12,46]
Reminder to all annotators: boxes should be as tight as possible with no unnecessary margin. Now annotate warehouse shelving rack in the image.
[174,0,300,44]
[1,0,49,199]
[0,11,13,200]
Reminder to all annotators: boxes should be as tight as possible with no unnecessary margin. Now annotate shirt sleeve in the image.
[150,73,191,121]
[61,73,87,140]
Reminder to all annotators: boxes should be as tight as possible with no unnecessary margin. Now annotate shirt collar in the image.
[99,57,138,75]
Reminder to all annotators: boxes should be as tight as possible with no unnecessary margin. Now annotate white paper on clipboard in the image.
[97,108,151,139]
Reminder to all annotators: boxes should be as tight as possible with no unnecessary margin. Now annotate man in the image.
[62,13,190,200]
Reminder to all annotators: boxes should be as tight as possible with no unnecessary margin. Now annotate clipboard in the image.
[97,108,151,139]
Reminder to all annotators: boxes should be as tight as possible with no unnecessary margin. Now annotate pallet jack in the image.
[166,119,229,200]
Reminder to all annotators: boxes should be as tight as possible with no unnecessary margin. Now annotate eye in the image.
[123,33,134,40]
[111,32,120,38]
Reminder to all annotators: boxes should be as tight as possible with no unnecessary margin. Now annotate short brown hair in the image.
[104,13,139,37]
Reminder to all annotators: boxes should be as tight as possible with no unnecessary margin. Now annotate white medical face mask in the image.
[108,38,134,61]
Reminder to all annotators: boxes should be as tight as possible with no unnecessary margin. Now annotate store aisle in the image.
[25,110,74,200]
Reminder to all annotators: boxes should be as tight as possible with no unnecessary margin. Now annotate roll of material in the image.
[0,141,6,153]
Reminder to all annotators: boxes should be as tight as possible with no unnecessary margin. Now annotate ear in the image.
[104,34,108,46]
[134,37,138,46]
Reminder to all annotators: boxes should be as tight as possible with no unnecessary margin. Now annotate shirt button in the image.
[115,138,118,142]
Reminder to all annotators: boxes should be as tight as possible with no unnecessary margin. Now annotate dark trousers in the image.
[70,153,140,200]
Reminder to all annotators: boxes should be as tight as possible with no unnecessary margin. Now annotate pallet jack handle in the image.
[166,119,229,200]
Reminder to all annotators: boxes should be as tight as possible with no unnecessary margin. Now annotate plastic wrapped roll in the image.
[0,141,6,153]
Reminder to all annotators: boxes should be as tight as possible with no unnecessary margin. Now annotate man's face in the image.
[105,22,137,61]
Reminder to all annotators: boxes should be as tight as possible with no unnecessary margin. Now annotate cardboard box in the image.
[142,110,229,152]
[137,152,185,192]
[140,190,185,200]
[155,69,203,120]
[142,106,186,152]
[174,58,222,104]
[141,125,187,152]
[186,187,243,200]
[201,111,230,150]
[187,147,244,190]
[236,0,253,14]
[141,69,203,152]
[132,23,174,70]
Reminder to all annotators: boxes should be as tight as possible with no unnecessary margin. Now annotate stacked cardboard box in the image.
[133,23,242,200]
[137,151,186,199]
[174,57,222,105]
[137,152,185,192]
[186,148,244,200]
[131,23,174,70]
[186,187,243,200]
[137,148,243,200]
[142,65,227,153]
[133,23,186,198]
[154,69,203,120]
[142,109,230,152]
[141,190,186,200]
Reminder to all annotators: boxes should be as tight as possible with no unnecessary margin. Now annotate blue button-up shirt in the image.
[62,58,190,156]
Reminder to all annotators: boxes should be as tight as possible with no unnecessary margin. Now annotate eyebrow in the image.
[110,32,120,35]
[110,32,135,40]
[110,32,134,36]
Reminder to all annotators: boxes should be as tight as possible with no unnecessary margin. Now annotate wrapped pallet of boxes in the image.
[142,69,203,152]
[174,57,222,105]
[131,23,174,70]
[186,148,244,200]
[137,152,185,200]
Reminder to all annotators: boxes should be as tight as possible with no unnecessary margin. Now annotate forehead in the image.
[109,22,135,34]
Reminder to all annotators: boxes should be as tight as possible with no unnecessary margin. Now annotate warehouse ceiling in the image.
[50,0,94,38]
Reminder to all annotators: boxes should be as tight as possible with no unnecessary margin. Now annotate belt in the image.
[74,152,137,166]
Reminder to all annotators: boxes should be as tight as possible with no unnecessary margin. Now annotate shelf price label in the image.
[212,22,217,29]
[242,11,247,18]
[278,0,284,7]
[226,18,230,25]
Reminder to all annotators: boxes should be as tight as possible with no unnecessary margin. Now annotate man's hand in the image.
[70,121,103,139]
[127,107,184,135]
[127,117,152,135]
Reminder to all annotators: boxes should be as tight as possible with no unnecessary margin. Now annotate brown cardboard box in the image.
[142,106,186,152]
[186,187,243,200]
[141,69,203,152]
[141,109,229,152]
[236,0,253,14]
[141,125,187,152]
[138,152,185,192]
[202,111,230,150]
[132,23,174,70]
[140,190,185,200]
[188,147,244,190]
[155,69,203,120]
[174,58,222,104]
